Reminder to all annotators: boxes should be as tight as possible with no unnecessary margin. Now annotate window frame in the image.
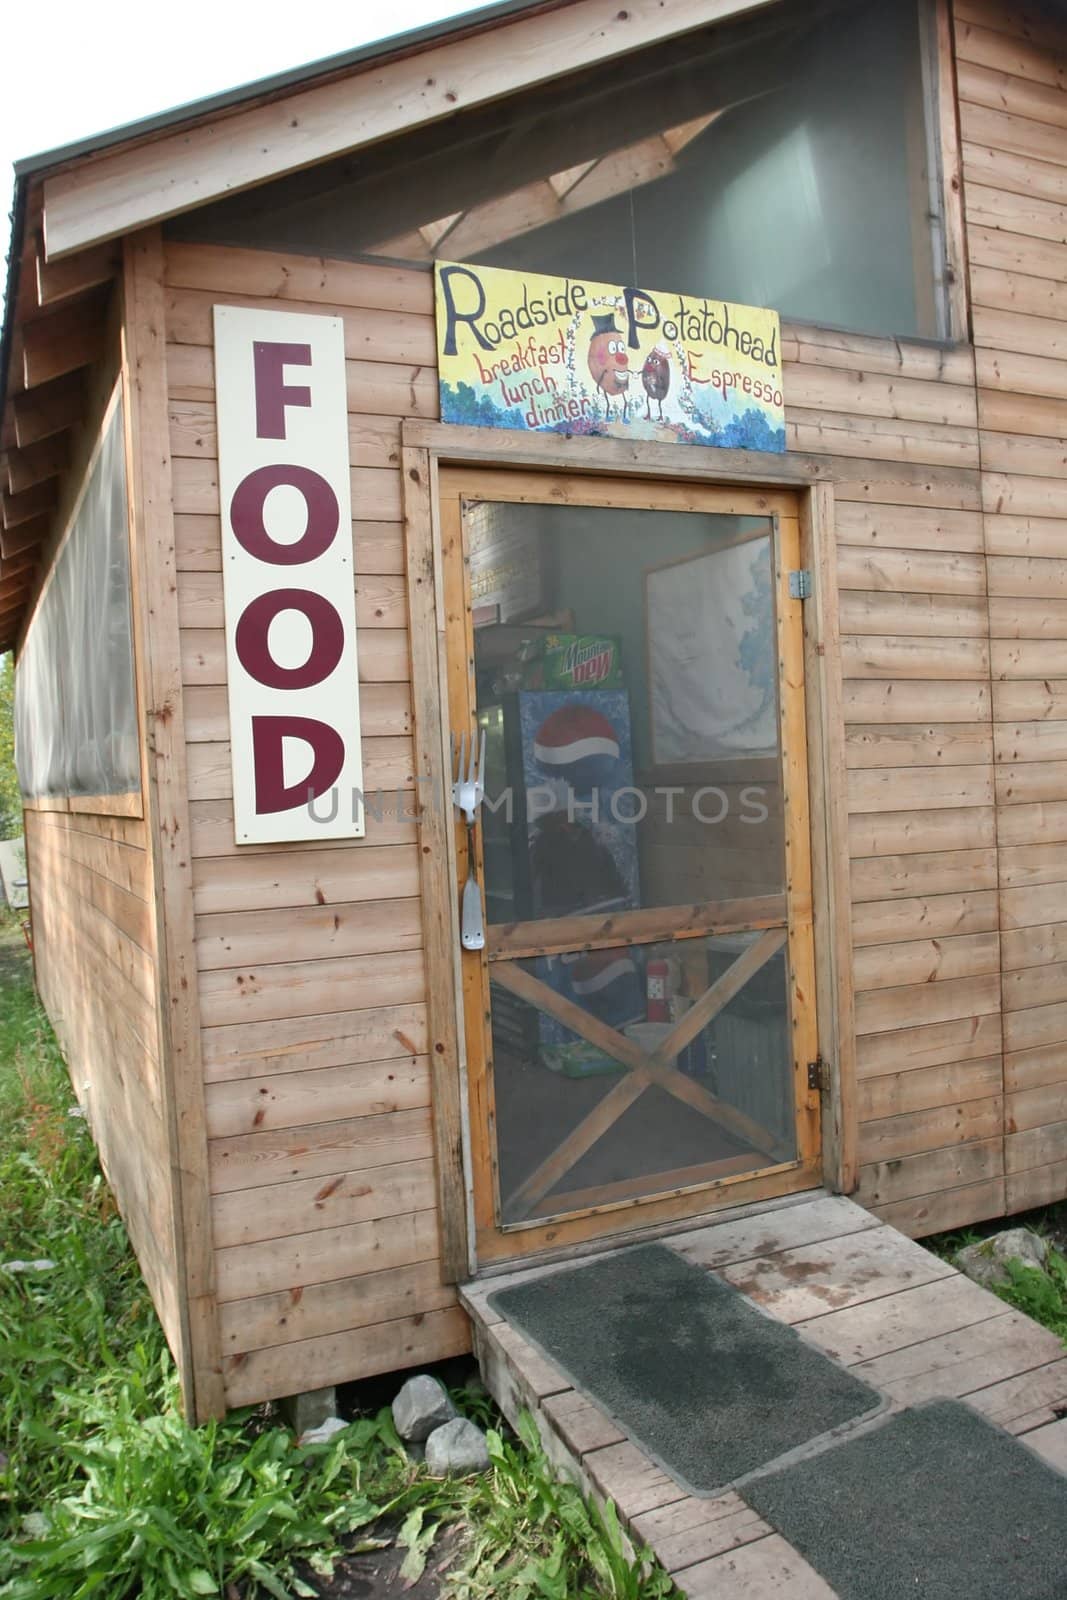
[924,0,969,345]
[345,0,968,349]
[16,377,145,820]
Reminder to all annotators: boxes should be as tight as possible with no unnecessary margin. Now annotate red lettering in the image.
[235,588,344,689]
[253,341,312,439]
[686,351,710,386]
[251,716,345,813]
[231,464,339,565]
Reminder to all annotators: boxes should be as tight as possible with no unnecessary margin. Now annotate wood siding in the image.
[25,807,183,1345]
[958,0,1067,1219]
[160,244,469,1406]
[783,322,1007,1237]
[106,0,1067,1403]
[18,334,190,1380]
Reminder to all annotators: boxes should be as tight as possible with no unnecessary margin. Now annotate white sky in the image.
[1,0,482,302]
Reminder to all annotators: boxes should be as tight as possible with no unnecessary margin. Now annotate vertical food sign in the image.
[214,306,364,843]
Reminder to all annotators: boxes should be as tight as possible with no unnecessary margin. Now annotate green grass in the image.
[0,915,676,1599]
[995,1252,1067,1343]
[926,1222,1067,1349]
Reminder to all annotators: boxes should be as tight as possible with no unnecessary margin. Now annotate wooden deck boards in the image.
[460,1193,1067,1598]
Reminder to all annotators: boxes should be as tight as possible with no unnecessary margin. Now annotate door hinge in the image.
[789,569,812,601]
[807,1057,826,1093]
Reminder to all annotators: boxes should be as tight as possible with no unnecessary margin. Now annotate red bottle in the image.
[647,958,669,1022]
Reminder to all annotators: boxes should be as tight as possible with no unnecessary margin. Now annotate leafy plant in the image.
[5,1409,411,1600]
[994,1250,1067,1345]
[441,1413,674,1600]
[0,922,676,1599]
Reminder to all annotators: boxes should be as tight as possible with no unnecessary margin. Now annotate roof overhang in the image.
[37,0,776,261]
[0,0,783,650]
[5,0,1067,650]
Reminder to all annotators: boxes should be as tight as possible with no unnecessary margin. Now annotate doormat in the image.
[742,1399,1067,1600]
[487,1241,882,1495]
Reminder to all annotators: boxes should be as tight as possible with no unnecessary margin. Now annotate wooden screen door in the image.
[439,467,821,1267]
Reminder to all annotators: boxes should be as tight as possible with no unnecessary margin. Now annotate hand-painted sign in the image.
[214,306,364,843]
[435,261,784,453]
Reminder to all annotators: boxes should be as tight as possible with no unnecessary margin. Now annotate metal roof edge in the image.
[0,172,29,589]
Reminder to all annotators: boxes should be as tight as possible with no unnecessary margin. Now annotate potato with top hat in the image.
[587,311,631,420]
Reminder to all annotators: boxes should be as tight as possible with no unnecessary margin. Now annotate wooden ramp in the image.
[461,1193,1067,1598]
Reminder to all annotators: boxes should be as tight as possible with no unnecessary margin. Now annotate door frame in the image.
[400,420,856,1281]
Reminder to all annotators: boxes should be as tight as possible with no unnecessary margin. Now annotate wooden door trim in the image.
[400,426,853,1280]
[801,479,858,1195]
[405,420,832,489]
[487,892,787,960]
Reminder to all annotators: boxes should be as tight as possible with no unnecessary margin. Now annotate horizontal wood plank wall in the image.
[162,0,1067,1392]
[957,0,1067,1219]
[161,242,469,1406]
[24,807,183,1344]
[782,317,1006,1238]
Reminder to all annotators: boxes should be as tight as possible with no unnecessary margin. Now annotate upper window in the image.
[172,0,949,341]
[15,386,140,806]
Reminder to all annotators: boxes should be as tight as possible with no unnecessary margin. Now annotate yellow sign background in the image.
[434,260,785,452]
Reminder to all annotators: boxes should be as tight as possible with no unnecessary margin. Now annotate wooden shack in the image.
[2,0,1067,1423]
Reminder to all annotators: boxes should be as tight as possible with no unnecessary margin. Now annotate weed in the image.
[924,1213,1067,1349]
[417,1414,674,1600]
[0,919,676,1599]
[994,1250,1067,1346]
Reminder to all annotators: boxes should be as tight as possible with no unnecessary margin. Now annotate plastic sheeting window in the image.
[169,0,948,341]
[14,388,140,800]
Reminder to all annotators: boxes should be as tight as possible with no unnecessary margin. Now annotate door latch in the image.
[452,729,487,951]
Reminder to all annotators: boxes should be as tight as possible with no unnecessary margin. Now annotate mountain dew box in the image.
[522,634,623,690]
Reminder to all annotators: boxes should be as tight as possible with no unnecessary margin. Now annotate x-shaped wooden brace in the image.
[490,926,790,1219]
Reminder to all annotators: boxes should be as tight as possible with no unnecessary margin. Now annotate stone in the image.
[956,1228,1048,1290]
[424,1418,491,1476]
[2,1259,55,1273]
[392,1374,457,1443]
[281,1385,338,1437]
[298,1416,348,1447]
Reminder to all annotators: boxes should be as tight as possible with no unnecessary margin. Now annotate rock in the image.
[956,1228,1048,1289]
[424,1418,491,1476]
[2,1259,55,1273]
[282,1385,337,1437]
[298,1416,348,1447]
[392,1374,457,1443]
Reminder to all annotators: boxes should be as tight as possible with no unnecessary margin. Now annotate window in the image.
[15,386,140,806]
[172,0,949,341]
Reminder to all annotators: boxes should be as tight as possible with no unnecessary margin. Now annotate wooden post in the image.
[402,442,472,1282]
[801,479,858,1195]
[121,228,226,1420]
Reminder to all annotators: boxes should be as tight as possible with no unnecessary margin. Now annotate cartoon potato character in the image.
[642,343,671,421]
[587,312,630,420]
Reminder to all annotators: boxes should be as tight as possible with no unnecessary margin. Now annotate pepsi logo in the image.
[533,704,621,790]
